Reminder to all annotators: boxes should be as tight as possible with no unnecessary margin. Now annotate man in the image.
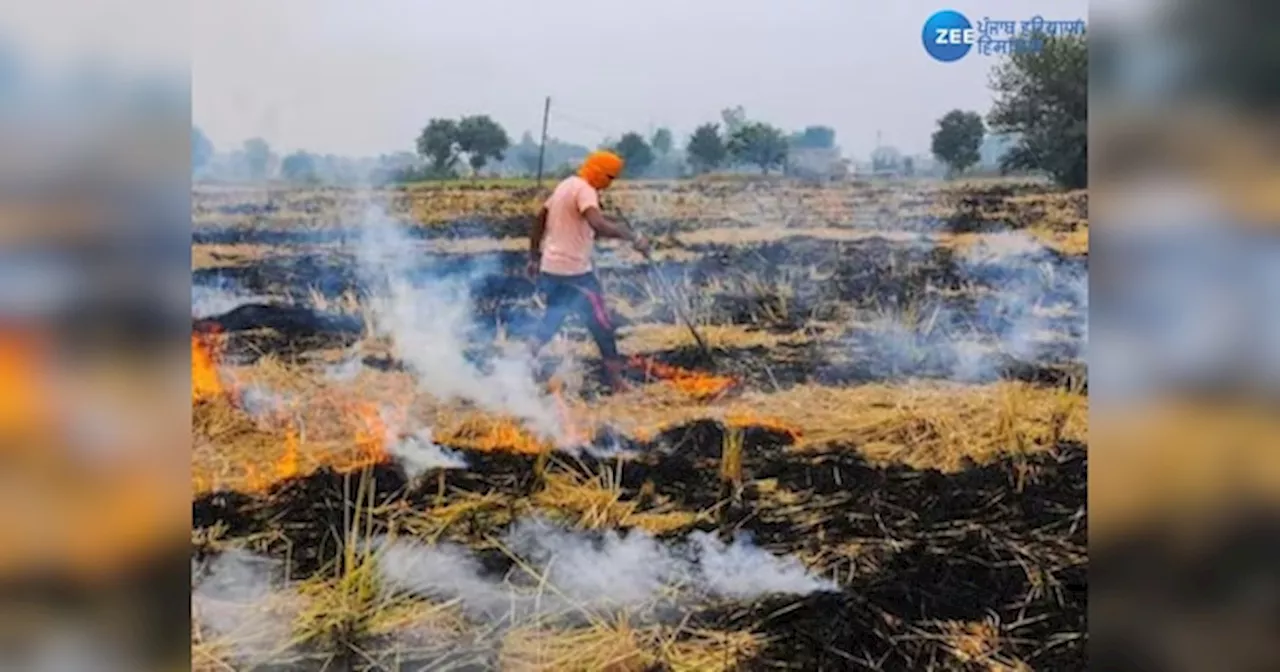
[527,150,650,393]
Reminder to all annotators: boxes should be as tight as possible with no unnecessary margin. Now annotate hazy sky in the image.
[193,0,1088,159]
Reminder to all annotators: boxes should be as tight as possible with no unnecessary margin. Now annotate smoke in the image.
[846,230,1087,383]
[687,530,838,598]
[388,427,468,477]
[191,550,304,666]
[323,350,363,382]
[192,276,264,319]
[376,517,833,626]
[353,205,568,445]
[959,231,1088,362]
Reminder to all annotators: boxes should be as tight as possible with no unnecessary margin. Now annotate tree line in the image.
[193,33,1086,189]
[930,33,1086,188]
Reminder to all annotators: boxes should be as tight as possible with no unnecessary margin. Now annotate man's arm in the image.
[583,206,637,241]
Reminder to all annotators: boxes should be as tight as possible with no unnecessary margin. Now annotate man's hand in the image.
[632,234,651,257]
[526,257,540,279]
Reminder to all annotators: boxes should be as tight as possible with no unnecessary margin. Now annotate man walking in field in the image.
[527,150,650,393]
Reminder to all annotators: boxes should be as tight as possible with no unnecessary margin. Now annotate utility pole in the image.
[535,96,551,188]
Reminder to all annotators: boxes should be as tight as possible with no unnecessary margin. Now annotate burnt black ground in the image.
[193,232,1087,391]
[192,418,1086,671]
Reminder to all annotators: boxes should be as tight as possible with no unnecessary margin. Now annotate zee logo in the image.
[922,10,975,62]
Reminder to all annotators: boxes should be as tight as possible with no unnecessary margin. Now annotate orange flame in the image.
[277,423,300,480]
[724,411,803,441]
[243,463,269,492]
[191,331,223,403]
[462,417,548,454]
[351,403,389,467]
[0,329,55,436]
[627,355,737,400]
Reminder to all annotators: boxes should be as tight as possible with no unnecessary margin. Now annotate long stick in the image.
[616,213,713,359]
[535,96,551,187]
[643,249,712,357]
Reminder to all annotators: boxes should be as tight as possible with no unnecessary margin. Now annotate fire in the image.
[444,416,548,455]
[627,355,737,400]
[243,463,269,492]
[191,329,223,402]
[351,403,389,467]
[724,411,803,441]
[277,423,300,480]
[0,329,55,435]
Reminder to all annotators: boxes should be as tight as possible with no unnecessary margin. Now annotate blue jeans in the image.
[531,271,620,361]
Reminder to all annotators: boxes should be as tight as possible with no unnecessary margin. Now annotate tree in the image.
[720,106,747,135]
[416,118,460,175]
[650,127,673,156]
[281,151,318,182]
[727,122,789,174]
[242,138,271,180]
[987,34,1087,189]
[192,126,213,174]
[790,125,836,149]
[931,110,986,176]
[685,123,727,174]
[455,114,510,177]
[612,132,655,177]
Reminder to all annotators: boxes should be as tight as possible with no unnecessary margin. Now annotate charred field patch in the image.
[192,178,1087,671]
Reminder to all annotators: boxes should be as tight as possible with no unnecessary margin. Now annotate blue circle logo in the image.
[923,10,974,62]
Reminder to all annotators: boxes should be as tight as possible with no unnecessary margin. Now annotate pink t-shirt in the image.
[539,175,599,276]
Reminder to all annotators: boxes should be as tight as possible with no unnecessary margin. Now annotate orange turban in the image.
[578,151,624,190]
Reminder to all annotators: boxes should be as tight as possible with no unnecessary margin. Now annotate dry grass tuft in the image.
[587,381,1085,471]
[533,466,703,534]
[501,621,653,672]
[499,622,761,672]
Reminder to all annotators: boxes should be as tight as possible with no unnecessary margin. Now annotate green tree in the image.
[416,118,461,175]
[281,151,318,182]
[727,122,789,174]
[191,126,213,174]
[987,34,1087,189]
[650,127,674,156]
[612,132,655,177]
[720,106,748,136]
[790,125,836,149]
[242,138,271,180]
[685,123,727,174]
[456,115,510,177]
[931,110,986,176]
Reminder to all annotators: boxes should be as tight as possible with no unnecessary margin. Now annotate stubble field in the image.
[190,176,1088,671]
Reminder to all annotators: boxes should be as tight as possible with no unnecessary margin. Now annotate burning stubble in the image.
[844,230,1086,384]
[353,204,572,447]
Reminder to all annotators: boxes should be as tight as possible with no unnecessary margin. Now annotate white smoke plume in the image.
[376,517,833,626]
[847,230,1087,382]
[353,205,569,445]
[192,276,264,319]
[323,350,364,382]
[388,427,468,477]
[687,530,837,599]
[191,550,306,667]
